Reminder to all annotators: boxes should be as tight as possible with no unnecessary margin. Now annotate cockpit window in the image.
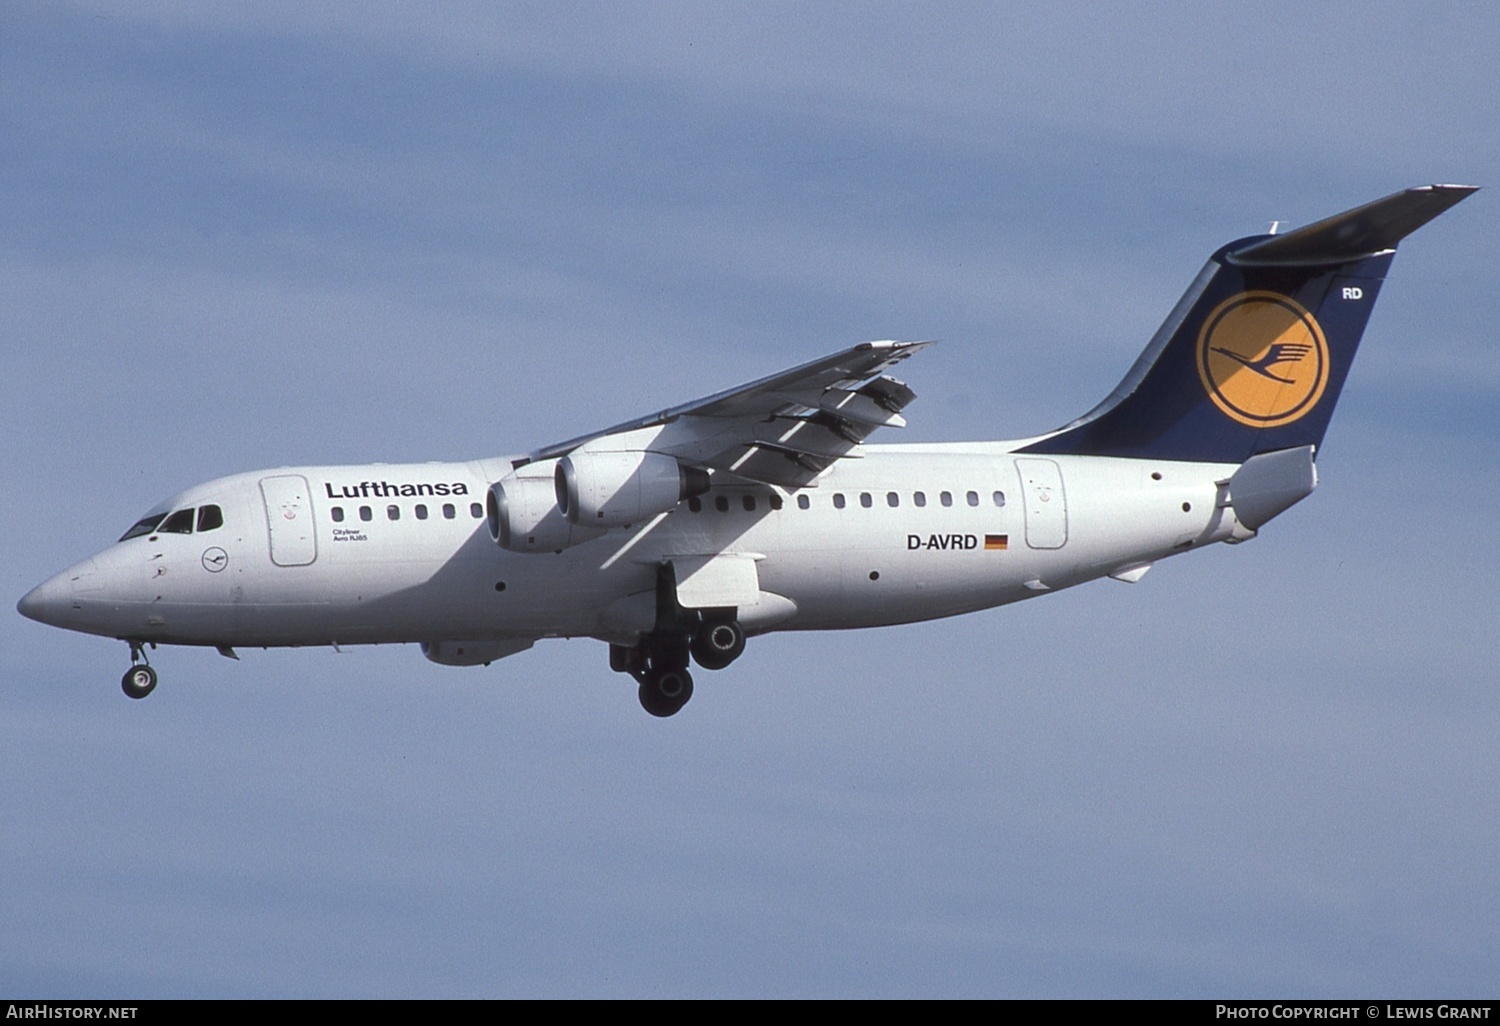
[119,504,221,541]
[119,514,167,541]
[159,509,195,534]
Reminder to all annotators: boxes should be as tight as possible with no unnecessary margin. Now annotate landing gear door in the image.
[260,474,318,567]
[668,553,761,610]
[1015,457,1068,549]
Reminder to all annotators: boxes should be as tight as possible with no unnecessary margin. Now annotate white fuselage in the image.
[26,443,1244,652]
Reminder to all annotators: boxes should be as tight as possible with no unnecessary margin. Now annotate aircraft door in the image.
[1015,457,1068,549]
[260,474,318,567]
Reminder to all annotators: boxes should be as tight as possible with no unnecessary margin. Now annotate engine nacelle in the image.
[555,449,709,527]
[487,462,606,553]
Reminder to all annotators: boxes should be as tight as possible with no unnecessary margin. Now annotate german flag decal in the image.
[984,534,1008,551]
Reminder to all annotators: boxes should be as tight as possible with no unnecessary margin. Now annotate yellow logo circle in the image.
[1196,291,1329,428]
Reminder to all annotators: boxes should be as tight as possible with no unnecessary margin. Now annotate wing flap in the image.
[818,388,908,428]
[710,445,828,488]
[751,418,862,459]
[685,341,931,419]
[526,340,935,488]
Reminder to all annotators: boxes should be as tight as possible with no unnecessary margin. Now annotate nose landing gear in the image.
[121,642,157,699]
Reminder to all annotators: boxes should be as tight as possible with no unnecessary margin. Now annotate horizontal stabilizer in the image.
[1231,184,1477,266]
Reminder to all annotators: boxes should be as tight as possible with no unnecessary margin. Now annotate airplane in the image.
[17,184,1475,717]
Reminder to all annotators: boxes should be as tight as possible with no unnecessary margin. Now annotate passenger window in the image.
[860,493,872,508]
[940,491,953,507]
[331,507,345,523]
[119,514,166,541]
[415,504,428,520]
[742,495,756,512]
[797,495,810,510]
[715,495,729,513]
[914,491,926,508]
[360,506,373,522]
[887,492,899,508]
[387,505,400,521]
[470,503,483,519]
[833,493,846,509]
[160,509,195,534]
[769,494,783,510]
[967,490,979,507]
[688,497,702,513]
[993,491,1006,507]
[443,503,456,520]
[197,505,224,532]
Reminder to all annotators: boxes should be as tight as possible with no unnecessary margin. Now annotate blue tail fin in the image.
[1020,185,1475,463]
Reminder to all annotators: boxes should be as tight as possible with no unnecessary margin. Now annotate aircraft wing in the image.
[528,340,934,488]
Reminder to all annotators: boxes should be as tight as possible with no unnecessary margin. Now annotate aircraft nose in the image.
[17,561,94,628]
[18,576,67,626]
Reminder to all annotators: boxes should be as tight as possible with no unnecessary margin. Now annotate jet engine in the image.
[555,449,709,527]
[488,461,606,553]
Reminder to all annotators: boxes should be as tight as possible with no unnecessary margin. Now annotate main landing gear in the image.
[689,616,746,671]
[617,636,696,718]
[612,565,749,717]
[121,641,157,699]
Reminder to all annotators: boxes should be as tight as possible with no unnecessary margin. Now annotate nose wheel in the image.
[121,663,157,699]
[121,642,158,699]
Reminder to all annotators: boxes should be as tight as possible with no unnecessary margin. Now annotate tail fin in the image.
[1020,184,1476,463]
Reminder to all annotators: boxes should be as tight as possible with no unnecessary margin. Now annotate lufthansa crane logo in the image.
[1196,291,1330,428]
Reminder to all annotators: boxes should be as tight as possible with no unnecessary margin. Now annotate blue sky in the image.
[3,2,1497,997]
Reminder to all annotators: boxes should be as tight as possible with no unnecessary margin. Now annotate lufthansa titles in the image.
[324,481,469,499]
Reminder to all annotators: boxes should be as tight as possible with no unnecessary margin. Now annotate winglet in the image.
[1229,184,1477,266]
